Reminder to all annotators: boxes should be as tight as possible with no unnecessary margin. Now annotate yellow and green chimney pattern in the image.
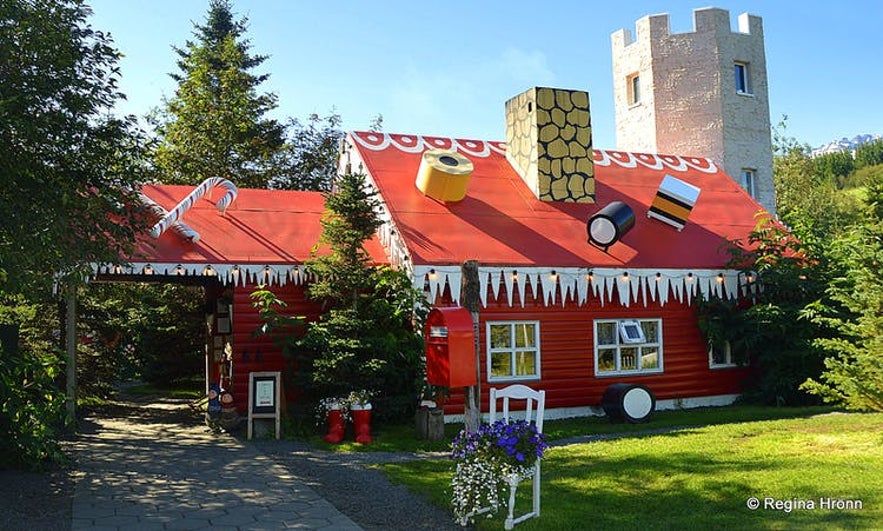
[505,87,595,203]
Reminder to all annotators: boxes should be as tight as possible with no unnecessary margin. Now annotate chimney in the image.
[505,87,595,203]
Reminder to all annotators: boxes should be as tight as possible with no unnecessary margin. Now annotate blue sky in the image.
[88,1,882,150]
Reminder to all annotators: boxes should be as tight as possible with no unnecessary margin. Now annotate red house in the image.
[118,86,766,420]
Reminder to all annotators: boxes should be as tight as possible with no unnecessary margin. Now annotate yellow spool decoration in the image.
[415,149,474,202]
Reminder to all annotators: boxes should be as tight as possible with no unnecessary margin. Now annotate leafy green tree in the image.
[128,284,205,388]
[855,138,883,169]
[269,113,343,191]
[802,175,883,411]
[75,283,204,393]
[1,0,147,292]
[772,118,862,239]
[0,293,66,467]
[724,216,829,406]
[151,0,286,188]
[812,150,855,186]
[1,0,146,466]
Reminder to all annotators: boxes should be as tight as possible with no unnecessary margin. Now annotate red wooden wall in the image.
[220,275,748,417]
[227,282,323,413]
[437,277,749,416]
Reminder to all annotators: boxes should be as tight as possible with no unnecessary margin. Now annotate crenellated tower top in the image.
[611,7,775,214]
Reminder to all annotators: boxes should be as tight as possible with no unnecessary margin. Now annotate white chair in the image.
[489,384,546,530]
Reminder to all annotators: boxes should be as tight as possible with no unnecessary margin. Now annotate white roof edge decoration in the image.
[412,265,756,308]
[90,262,310,287]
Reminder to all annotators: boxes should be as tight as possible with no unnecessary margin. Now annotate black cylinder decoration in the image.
[601,383,655,423]
[587,201,636,250]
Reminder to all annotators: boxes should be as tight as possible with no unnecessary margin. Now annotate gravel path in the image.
[253,439,461,530]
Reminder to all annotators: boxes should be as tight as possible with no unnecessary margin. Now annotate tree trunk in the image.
[461,260,481,433]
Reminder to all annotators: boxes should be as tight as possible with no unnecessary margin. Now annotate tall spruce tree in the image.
[306,172,384,308]
[151,0,286,188]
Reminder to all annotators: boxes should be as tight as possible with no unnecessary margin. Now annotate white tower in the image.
[611,7,775,213]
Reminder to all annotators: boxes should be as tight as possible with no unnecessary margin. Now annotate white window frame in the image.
[486,320,541,382]
[594,318,663,377]
[740,169,756,197]
[627,72,641,106]
[709,340,737,368]
[735,62,751,95]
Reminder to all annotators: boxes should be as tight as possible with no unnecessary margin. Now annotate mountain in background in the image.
[811,133,882,157]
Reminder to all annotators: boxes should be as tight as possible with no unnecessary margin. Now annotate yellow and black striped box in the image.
[648,175,700,231]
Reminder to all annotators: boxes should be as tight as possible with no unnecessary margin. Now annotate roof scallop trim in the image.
[350,131,718,173]
[351,131,506,158]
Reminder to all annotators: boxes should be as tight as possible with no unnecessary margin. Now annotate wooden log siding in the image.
[229,282,323,412]
[440,274,749,417]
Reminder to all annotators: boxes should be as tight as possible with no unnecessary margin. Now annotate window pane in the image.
[735,63,748,93]
[597,322,617,345]
[641,320,659,342]
[711,341,731,365]
[490,352,512,377]
[515,350,536,376]
[514,323,536,348]
[490,324,511,349]
[620,347,638,370]
[641,348,659,369]
[597,349,616,372]
[741,170,755,197]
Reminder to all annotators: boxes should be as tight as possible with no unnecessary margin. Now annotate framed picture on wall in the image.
[216,317,231,334]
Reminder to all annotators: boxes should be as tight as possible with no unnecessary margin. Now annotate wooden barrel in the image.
[602,383,655,423]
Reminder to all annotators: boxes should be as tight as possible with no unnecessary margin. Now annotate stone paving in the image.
[68,397,361,530]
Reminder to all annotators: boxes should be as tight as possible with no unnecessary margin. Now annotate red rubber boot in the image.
[351,407,373,444]
[323,408,345,444]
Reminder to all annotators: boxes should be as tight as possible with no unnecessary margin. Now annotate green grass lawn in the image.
[379,411,883,529]
[312,405,835,454]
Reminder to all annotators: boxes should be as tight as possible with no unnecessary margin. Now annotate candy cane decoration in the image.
[150,177,238,239]
[139,193,201,242]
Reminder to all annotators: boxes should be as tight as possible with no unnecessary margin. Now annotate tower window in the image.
[627,73,641,105]
[735,62,751,94]
[740,169,756,197]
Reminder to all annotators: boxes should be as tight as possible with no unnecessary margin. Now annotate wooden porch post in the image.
[65,288,77,428]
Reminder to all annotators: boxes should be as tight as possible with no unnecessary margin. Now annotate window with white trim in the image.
[734,62,751,94]
[740,169,756,198]
[627,73,641,105]
[487,321,540,381]
[709,340,736,368]
[594,318,662,376]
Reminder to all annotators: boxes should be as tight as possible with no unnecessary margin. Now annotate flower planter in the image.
[323,402,345,444]
[350,403,372,444]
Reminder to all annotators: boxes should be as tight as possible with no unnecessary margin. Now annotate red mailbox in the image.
[424,307,477,387]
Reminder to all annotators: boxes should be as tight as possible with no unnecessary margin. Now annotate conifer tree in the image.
[306,172,384,309]
[151,0,286,188]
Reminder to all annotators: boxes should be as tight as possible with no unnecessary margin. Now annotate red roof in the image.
[349,132,767,270]
[131,184,387,266]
